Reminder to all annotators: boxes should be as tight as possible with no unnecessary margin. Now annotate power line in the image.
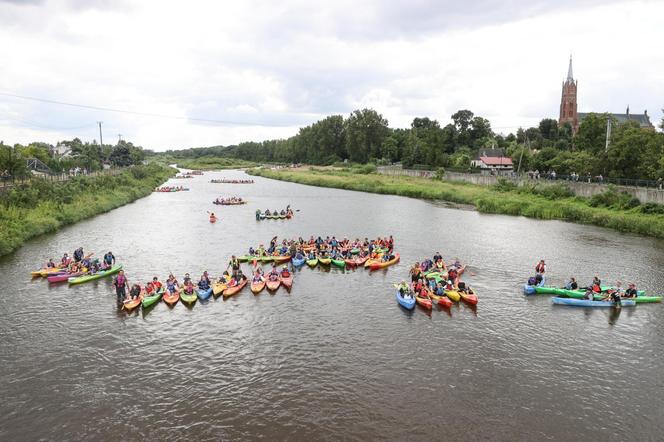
[0,92,297,127]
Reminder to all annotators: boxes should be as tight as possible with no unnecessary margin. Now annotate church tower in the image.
[559,55,578,132]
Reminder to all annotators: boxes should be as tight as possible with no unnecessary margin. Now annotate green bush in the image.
[492,177,517,192]
[589,187,640,210]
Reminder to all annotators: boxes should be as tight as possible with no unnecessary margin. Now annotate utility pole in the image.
[605,117,612,152]
[118,134,122,144]
[97,121,103,148]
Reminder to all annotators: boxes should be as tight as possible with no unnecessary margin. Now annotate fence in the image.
[377,166,664,205]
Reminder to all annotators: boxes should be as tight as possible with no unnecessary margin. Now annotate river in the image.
[1,169,664,441]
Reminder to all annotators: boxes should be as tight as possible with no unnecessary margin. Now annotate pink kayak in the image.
[47,272,84,283]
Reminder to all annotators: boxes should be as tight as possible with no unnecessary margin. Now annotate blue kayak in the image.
[396,290,416,310]
[551,297,636,307]
[292,256,306,267]
[524,276,545,295]
[196,287,213,300]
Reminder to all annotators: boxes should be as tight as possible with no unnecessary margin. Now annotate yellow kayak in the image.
[212,276,230,297]
[31,268,62,277]
[444,289,461,302]
[319,257,331,265]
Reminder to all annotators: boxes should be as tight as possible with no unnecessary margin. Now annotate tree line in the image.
[161,107,664,180]
[0,138,148,179]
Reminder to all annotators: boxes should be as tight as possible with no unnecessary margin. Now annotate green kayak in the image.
[68,264,122,285]
[534,286,646,296]
[238,255,259,263]
[180,290,197,305]
[306,258,318,268]
[141,287,164,308]
[350,248,360,254]
[331,258,345,268]
[261,256,274,262]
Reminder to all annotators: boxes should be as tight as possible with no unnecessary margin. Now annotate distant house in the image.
[51,143,72,158]
[471,148,513,175]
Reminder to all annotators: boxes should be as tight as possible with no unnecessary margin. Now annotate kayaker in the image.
[280,266,291,278]
[152,277,162,290]
[60,253,70,266]
[435,282,445,296]
[397,280,409,295]
[202,271,211,284]
[198,275,210,291]
[102,251,115,268]
[410,263,421,283]
[128,283,142,300]
[564,277,578,290]
[448,267,458,282]
[444,279,455,291]
[183,273,192,286]
[433,252,443,263]
[252,272,264,283]
[534,273,543,285]
[183,278,195,295]
[535,259,546,274]
[166,275,179,294]
[73,247,84,263]
[624,283,638,298]
[236,269,247,282]
[46,258,56,268]
[145,281,155,295]
[113,270,128,303]
[588,276,601,292]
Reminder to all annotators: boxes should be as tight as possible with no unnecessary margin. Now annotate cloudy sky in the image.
[0,0,662,150]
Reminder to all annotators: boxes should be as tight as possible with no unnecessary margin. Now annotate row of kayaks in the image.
[256,212,293,220]
[526,284,661,304]
[396,287,478,311]
[239,253,400,271]
[213,199,247,205]
[31,264,123,284]
[154,187,189,192]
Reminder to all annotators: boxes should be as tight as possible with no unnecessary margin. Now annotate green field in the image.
[248,167,664,238]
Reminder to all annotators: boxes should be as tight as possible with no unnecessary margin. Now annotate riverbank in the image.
[0,164,175,257]
[248,167,664,238]
[173,156,256,170]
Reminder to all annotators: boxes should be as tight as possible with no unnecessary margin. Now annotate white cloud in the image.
[0,0,661,149]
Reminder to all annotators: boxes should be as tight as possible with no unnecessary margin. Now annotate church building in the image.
[558,56,654,133]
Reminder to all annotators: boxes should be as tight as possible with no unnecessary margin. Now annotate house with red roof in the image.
[470,148,513,175]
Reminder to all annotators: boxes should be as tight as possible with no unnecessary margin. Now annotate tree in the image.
[109,145,132,167]
[344,109,389,163]
[606,122,664,179]
[538,119,559,141]
[574,113,615,154]
[451,109,474,147]
[0,142,28,179]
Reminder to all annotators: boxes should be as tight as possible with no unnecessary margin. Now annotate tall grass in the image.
[175,156,256,170]
[0,164,174,257]
[249,167,664,239]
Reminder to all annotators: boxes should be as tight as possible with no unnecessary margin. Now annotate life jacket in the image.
[535,263,545,273]
[116,274,126,287]
[591,284,601,293]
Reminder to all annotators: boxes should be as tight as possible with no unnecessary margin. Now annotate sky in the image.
[0,0,662,151]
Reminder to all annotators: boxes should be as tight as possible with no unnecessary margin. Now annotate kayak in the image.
[364,258,381,268]
[369,254,400,271]
[180,289,198,305]
[196,286,213,300]
[350,248,360,254]
[459,289,479,305]
[261,256,275,263]
[344,258,356,267]
[535,286,646,297]
[524,276,545,295]
[251,280,266,294]
[47,271,85,283]
[292,256,306,267]
[354,256,369,266]
[238,255,259,263]
[212,279,229,297]
[428,290,453,308]
[553,289,661,303]
[280,274,293,290]
[266,278,281,291]
[551,297,636,307]
[306,258,318,268]
[223,279,247,298]
[415,295,433,310]
[209,217,217,223]
[163,288,181,306]
[68,264,122,285]
[319,257,331,265]
[444,290,461,302]
[273,255,291,264]
[142,287,164,308]
[331,258,345,268]
[123,289,145,312]
[395,290,416,310]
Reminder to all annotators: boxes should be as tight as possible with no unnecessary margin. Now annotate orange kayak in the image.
[266,278,281,291]
[163,288,181,306]
[209,216,217,223]
[415,295,432,309]
[123,289,145,312]
[459,289,478,305]
[251,280,266,294]
[223,279,247,298]
[369,254,400,271]
[428,289,453,308]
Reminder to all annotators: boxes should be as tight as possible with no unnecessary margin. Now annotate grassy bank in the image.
[248,167,664,238]
[0,164,175,257]
[174,156,256,170]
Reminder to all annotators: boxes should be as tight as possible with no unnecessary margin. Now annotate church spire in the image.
[567,54,574,81]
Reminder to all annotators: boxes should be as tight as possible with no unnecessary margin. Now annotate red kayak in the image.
[459,289,479,305]
[344,258,356,267]
[415,295,433,310]
[354,256,369,266]
[163,289,181,306]
[280,273,293,290]
[47,272,84,283]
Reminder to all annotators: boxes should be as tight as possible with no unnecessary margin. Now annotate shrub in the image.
[435,168,445,180]
[492,177,517,192]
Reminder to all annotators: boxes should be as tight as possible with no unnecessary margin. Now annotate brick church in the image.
[558,56,654,133]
